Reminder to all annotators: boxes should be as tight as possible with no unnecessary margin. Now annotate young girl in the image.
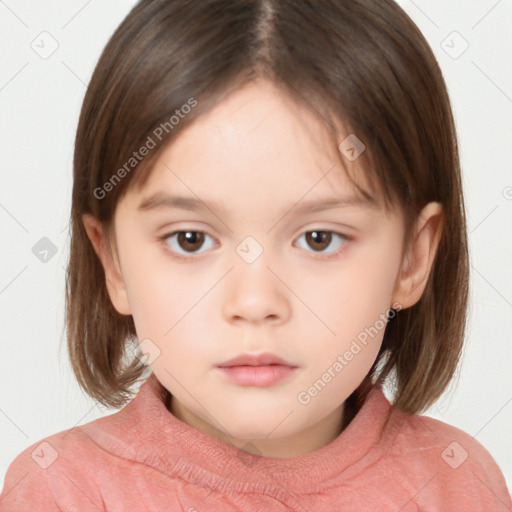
[1,0,510,510]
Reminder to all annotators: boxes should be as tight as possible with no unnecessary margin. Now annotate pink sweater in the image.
[1,373,510,511]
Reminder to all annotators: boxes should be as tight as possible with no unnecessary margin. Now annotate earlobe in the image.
[391,202,443,309]
[81,213,132,316]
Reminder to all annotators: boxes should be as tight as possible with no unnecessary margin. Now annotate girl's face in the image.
[101,80,408,457]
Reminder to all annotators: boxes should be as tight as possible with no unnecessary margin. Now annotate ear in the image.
[81,213,132,316]
[391,202,443,309]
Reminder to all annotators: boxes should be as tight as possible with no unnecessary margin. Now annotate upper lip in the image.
[217,352,297,368]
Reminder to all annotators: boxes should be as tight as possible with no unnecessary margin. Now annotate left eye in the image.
[163,231,216,256]
[294,230,347,254]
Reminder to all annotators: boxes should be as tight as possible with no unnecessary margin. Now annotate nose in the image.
[221,254,291,326]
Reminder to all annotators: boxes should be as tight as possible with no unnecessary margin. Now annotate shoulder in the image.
[0,420,111,511]
[383,406,512,510]
[392,410,501,472]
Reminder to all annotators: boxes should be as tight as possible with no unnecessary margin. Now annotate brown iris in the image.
[305,231,331,251]
[177,231,205,252]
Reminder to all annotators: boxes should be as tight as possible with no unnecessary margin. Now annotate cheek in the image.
[301,239,401,362]
[118,240,185,338]
[323,253,399,325]
[120,244,219,364]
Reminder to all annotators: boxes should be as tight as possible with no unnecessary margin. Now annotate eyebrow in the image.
[137,191,378,215]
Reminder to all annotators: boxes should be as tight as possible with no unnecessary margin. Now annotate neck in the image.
[165,391,361,458]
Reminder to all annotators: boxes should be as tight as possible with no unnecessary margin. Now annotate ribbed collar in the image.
[82,373,398,495]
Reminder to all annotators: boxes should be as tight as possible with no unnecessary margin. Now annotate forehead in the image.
[123,79,380,213]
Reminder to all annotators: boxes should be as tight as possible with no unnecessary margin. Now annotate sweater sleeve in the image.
[1,439,106,512]
[390,414,512,511]
[0,457,62,511]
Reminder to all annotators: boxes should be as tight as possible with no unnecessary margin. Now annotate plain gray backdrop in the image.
[1,0,511,495]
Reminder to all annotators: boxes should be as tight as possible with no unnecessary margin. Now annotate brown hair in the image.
[65,0,469,412]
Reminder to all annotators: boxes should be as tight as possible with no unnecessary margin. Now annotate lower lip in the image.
[217,365,297,387]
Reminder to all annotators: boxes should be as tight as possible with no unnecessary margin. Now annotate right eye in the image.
[160,230,218,258]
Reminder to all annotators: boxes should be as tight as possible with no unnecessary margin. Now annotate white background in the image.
[1,0,511,496]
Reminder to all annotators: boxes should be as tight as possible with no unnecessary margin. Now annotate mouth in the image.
[216,352,298,387]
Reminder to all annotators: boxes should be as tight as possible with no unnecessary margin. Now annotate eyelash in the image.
[158,229,352,261]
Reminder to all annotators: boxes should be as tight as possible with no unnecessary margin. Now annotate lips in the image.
[216,352,298,387]
[217,352,296,368]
